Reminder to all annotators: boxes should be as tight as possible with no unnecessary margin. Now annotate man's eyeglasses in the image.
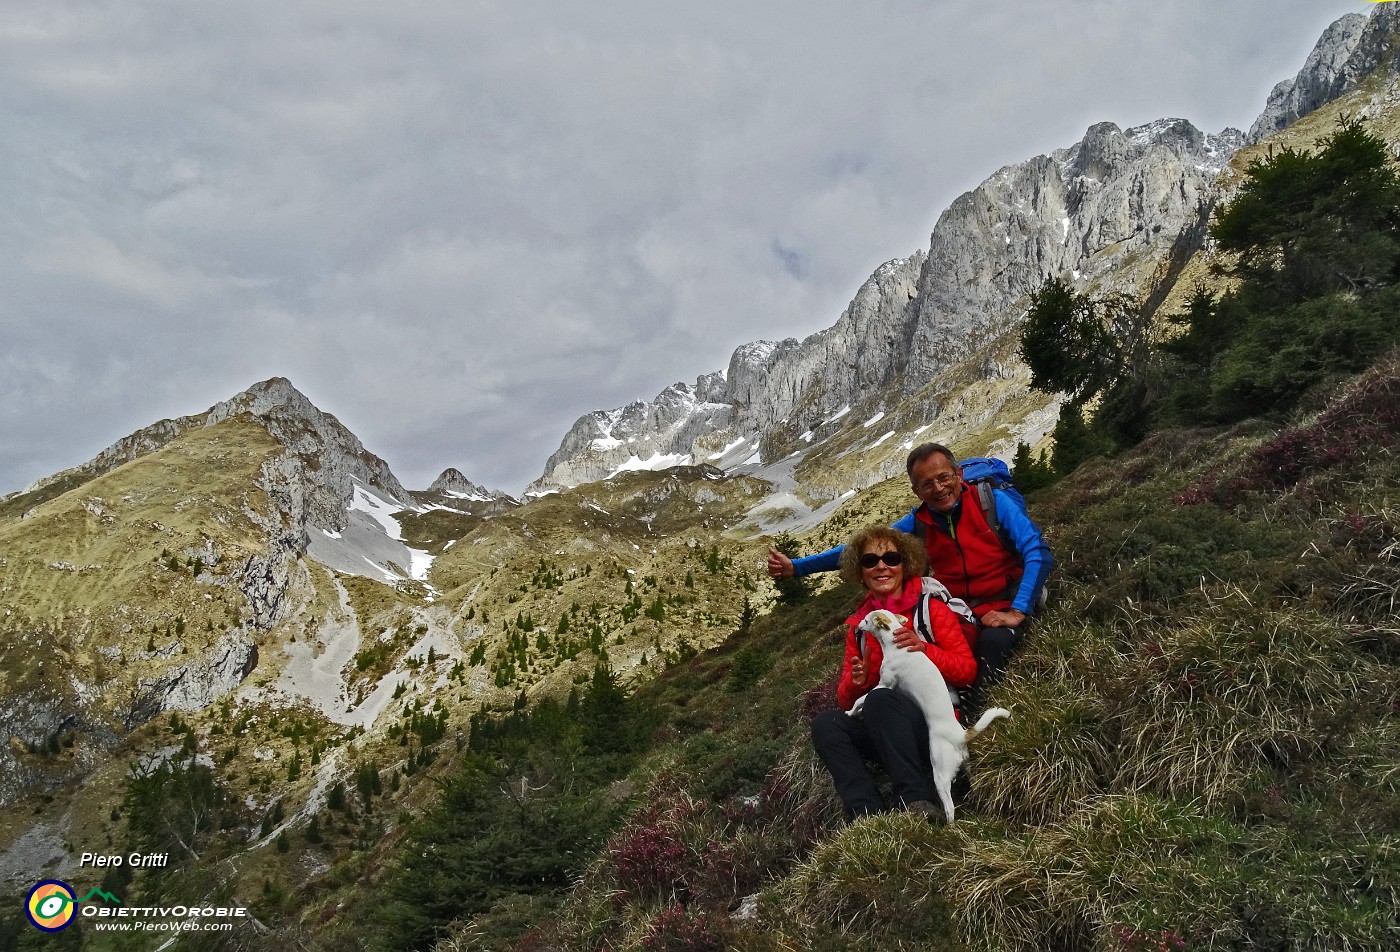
[859,551,904,569]
[916,474,959,492]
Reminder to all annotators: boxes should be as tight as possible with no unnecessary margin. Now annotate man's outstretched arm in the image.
[765,510,920,578]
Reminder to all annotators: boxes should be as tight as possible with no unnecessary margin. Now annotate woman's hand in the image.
[850,657,869,687]
[892,624,924,652]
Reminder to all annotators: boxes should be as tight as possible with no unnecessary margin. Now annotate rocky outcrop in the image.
[0,687,116,805]
[426,468,510,501]
[21,377,410,536]
[530,380,739,491]
[124,633,260,725]
[1247,7,1400,144]
[533,117,1241,491]
[237,533,307,632]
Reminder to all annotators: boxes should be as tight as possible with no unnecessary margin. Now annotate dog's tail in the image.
[964,707,1010,741]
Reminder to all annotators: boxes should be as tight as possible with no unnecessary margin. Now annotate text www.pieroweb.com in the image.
[89,919,235,933]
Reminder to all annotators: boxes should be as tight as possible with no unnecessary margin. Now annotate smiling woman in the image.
[810,524,977,821]
[837,526,925,589]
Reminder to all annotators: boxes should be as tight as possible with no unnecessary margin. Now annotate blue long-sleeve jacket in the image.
[790,489,1053,616]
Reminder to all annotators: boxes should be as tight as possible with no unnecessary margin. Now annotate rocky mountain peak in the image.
[19,376,409,538]
[209,375,313,419]
[695,371,728,404]
[527,375,739,493]
[200,377,411,534]
[527,5,1400,504]
[1066,121,1134,180]
[427,468,507,501]
[1248,12,1374,142]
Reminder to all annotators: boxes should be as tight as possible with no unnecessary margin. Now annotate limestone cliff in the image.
[1248,9,1400,142]
[532,10,1400,500]
[531,117,1241,493]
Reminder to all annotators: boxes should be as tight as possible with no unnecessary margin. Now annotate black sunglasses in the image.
[859,551,904,569]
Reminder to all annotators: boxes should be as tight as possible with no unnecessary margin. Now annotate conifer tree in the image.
[771,533,811,604]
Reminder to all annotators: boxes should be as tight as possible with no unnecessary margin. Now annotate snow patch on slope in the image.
[304,478,436,585]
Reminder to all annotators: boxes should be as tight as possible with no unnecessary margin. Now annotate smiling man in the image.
[768,442,1052,707]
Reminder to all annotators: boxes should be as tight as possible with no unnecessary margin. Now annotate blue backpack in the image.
[956,456,1028,555]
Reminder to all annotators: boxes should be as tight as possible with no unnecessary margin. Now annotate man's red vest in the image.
[914,484,1022,617]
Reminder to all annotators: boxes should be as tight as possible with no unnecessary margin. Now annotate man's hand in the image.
[766,547,795,578]
[980,608,1026,629]
[892,624,925,653]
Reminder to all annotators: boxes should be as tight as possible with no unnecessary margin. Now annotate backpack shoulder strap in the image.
[975,481,999,537]
[912,595,931,644]
[975,483,1020,557]
[919,575,975,625]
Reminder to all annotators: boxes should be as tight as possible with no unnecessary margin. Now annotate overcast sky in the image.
[0,1,1375,497]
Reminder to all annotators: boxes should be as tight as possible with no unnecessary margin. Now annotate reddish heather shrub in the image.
[686,838,739,905]
[1232,356,1399,502]
[607,793,709,900]
[719,795,760,825]
[1171,484,1216,507]
[755,759,840,848]
[1325,509,1396,555]
[611,821,691,898]
[757,768,792,813]
[640,903,733,952]
[1176,354,1400,507]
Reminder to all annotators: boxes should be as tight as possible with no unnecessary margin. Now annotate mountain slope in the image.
[412,354,1400,952]
[0,413,284,804]
[0,377,502,810]
[7,376,410,532]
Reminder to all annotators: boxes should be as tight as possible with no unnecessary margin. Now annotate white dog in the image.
[847,608,1010,823]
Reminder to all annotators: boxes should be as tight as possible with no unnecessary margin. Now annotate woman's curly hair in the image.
[838,525,927,588]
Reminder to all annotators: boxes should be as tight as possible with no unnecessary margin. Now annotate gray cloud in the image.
[0,0,1369,495]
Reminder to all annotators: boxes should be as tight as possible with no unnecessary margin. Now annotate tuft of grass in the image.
[969,669,1110,826]
[770,812,963,950]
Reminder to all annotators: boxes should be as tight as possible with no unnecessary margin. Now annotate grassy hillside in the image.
[4,357,1390,952]
[405,354,1400,952]
[0,415,282,736]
